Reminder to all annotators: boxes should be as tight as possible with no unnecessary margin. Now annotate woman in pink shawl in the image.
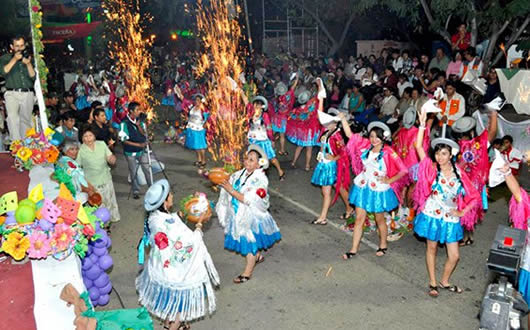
[413,109,479,298]
[452,111,498,246]
[272,80,297,156]
[339,116,407,258]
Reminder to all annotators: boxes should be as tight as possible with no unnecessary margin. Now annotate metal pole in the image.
[243,0,253,53]
[262,0,265,53]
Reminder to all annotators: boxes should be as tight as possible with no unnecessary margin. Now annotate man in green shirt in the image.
[0,35,36,142]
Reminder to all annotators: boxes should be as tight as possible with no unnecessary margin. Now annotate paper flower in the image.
[82,224,95,238]
[154,232,169,250]
[27,231,51,259]
[16,147,32,162]
[9,140,22,154]
[44,147,59,163]
[32,6,39,12]
[52,223,75,251]
[31,150,45,165]
[1,231,30,260]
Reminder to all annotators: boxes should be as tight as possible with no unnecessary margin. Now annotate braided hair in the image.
[365,127,390,162]
[431,143,462,188]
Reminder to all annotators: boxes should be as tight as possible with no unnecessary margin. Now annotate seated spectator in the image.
[55,111,79,143]
[46,92,61,125]
[400,50,413,75]
[396,87,413,114]
[62,91,77,112]
[411,67,424,91]
[339,85,353,110]
[429,48,450,71]
[349,84,365,114]
[483,68,501,103]
[501,135,523,176]
[361,66,378,87]
[381,66,398,90]
[437,81,466,126]
[418,54,430,72]
[451,23,471,51]
[374,48,390,75]
[397,74,413,98]
[446,51,464,80]
[379,87,399,122]
[90,108,116,149]
[391,49,403,73]
[463,47,483,78]
[353,57,366,82]
[328,84,342,108]
[410,87,427,113]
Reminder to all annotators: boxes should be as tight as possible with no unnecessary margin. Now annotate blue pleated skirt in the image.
[286,132,320,147]
[249,138,276,159]
[272,119,287,133]
[311,161,337,186]
[185,129,207,150]
[161,96,175,106]
[413,212,464,244]
[349,184,399,213]
[518,268,530,303]
[224,227,282,256]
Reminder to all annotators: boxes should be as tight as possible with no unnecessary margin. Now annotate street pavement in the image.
[102,135,528,330]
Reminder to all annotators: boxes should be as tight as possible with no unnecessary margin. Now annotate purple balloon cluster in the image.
[81,207,113,306]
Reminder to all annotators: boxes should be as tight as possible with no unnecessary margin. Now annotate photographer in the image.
[0,35,35,142]
[118,102,153,199]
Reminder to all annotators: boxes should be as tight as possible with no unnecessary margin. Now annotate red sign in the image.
[43,22,101,40]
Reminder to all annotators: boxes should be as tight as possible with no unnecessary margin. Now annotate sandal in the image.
[459,238,474,246]
[343,252,356,259]
[428,285,439,298]
[376,248,387,257]
[311,219,327,225]
[340,211,354,220]
[439,283,463,294]
[290,163,297,169]
[279,173,286,181]
[198,162,206,169]
[233,275,251,284]
[305,166,312,172]
[178,324,191,330]
[256,255,265,264]
[193,161,200,166]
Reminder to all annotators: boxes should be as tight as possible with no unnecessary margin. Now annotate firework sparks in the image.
[196,0,247,167]
[102,0,156,121]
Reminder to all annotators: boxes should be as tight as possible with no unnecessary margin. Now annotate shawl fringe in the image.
[509,188,530,230]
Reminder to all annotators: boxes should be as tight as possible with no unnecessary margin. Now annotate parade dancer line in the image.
[216,145,282,283]
[413,109,479,298]
[339,115,407,258]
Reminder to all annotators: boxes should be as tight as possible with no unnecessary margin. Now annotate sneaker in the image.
[133,192,140,200]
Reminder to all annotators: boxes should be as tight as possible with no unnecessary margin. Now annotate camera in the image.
[21,48,31,59]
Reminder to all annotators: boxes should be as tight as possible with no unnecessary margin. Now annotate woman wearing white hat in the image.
[216,144,282,283]
[136,179,219,330]
[175,87,209,169]
[339,116,408,257]
[243,94,285,181]
[271,79,297,156]
[310,103,353,225]
[451,110,498,246]
[412,109,479,298]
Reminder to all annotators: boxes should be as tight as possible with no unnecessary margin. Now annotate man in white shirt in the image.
[501,135,523,176]
[437,81,466,126]
[391,49,403,73]
[379,87,399,121]
[463,47,484,78]
[397,74,413,98]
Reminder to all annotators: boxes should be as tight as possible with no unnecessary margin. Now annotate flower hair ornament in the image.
[367,121,392,142]
[247,144,269,169]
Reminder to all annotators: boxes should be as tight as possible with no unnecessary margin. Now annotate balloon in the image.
[89,253,99,264]
[18,199,37,210]
[15,205,35,224]
[106,236,112,248]
[99,281,112,295]
[94,237,107,249]
[38,219,53,231]
[97,294,109,306]
[93,247,107,257]
[93,207,110,224]
[98,255,113,271]
[81,256,93,270]
[83,277,93,289]
[86,264,102,280]
[88,287,100,301]
[88,245,93,254]
[94,273,109,288]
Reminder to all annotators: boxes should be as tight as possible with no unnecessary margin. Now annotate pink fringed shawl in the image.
[413,157,480,230]
[509,188,530,231]
[329,130,350,204]
[346,133,408,204]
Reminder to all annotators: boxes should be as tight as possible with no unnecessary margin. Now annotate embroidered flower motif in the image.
[462,150,475,163]
[374,171,379,177]
[361,180,366,185]
[474,142,481,150]
[433,190,438,195]
[187,247,193,253]
[449,182,455,187]
[370,182,376,188]
[163,260,170,268]
[256,188,267,198]
[174,241,183,250]
[441,179,446,184]
[154,232,169,250]
[67,161,76,169]
[435,209,441,215]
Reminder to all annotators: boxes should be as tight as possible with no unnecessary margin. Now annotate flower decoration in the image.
[174,241,183,250]
[474,142,481,150]
[16,147,33,162]
[31,150,45,165]
[256,188,267,198]
[27,231,51,259]
[82,224,95,238]
[154,232,169,250]
[52,223,75,251]
[10,140,22,153]
[45,147,59,163]
[1,231,30,260]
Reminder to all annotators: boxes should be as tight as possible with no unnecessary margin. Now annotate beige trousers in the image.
[4,90,35,141]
